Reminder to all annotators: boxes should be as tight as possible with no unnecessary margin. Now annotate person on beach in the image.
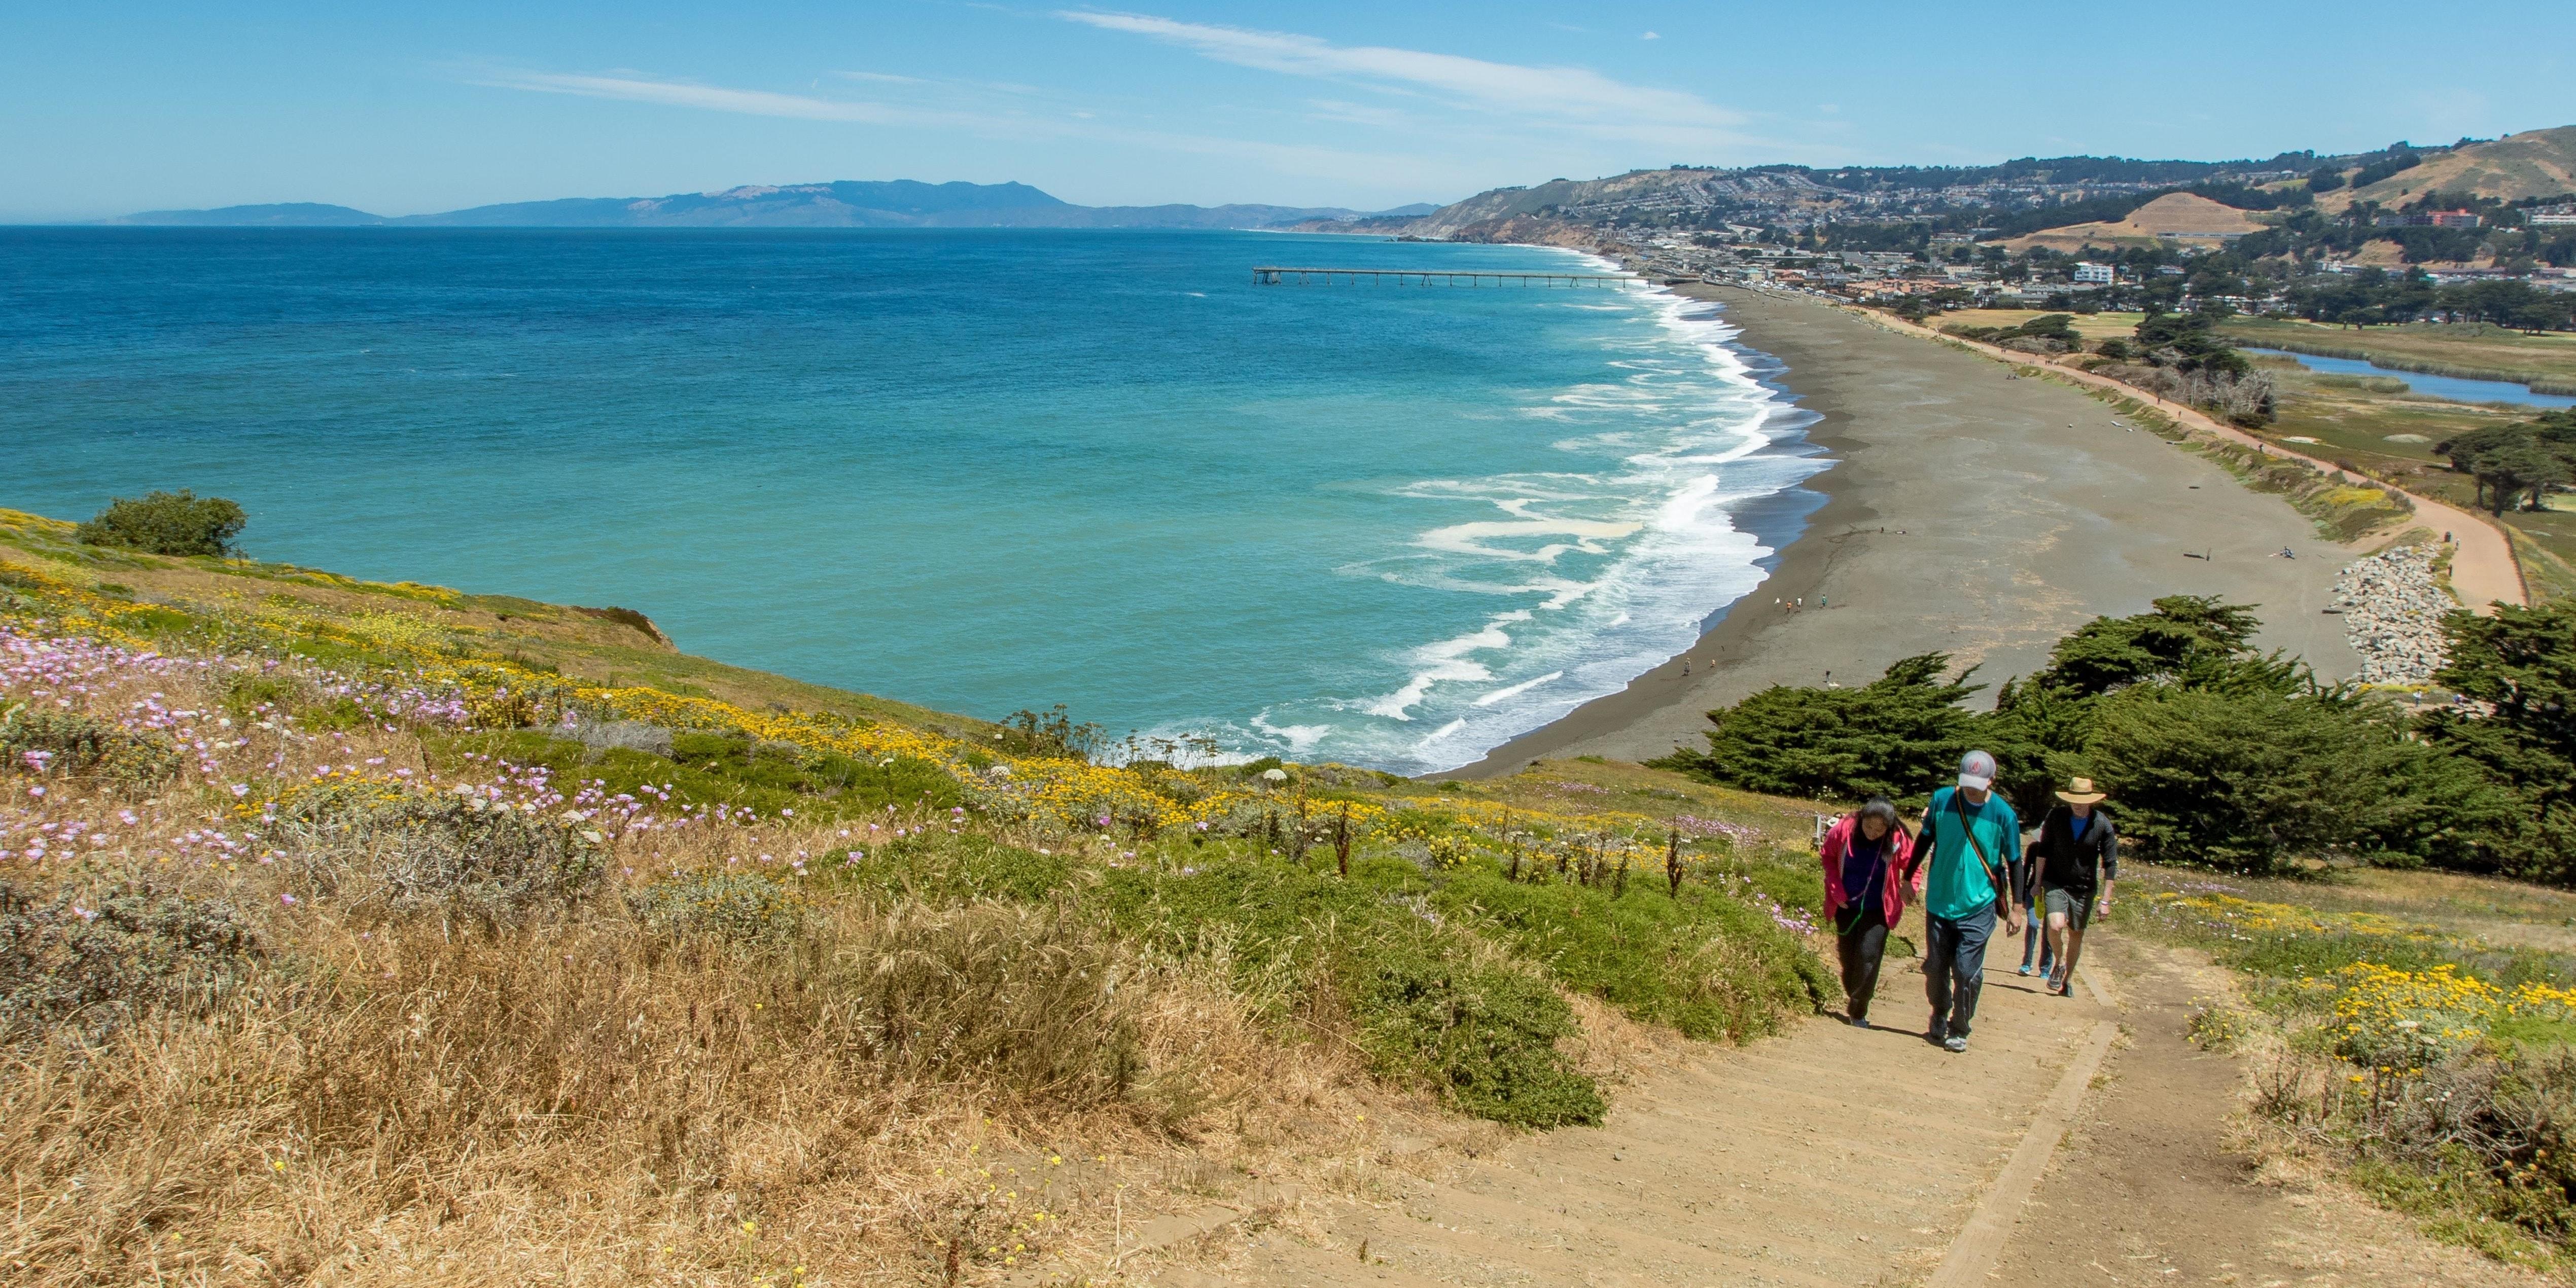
[1913,750,2022,1052]
[2023,777,2118,997]
[1818,797,1918,1029]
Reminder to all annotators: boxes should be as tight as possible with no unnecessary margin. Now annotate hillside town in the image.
[1361,131,2576,329]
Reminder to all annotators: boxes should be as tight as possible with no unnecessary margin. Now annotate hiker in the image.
[2014,852,2054,979]
[1818,796,1919,1029]
[2024,776,2118,998]
[1912,750,2023,1052]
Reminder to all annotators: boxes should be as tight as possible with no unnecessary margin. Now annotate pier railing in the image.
[1251,267,1641,288]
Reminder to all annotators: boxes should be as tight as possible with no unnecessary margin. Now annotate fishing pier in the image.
[1251,266,1642,288]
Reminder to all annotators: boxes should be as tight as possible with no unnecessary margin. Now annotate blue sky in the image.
[4,2,2570,220]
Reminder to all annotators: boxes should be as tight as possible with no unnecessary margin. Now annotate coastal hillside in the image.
[13,473,2576,1279]
[109,181,1437,230]
[2326,125,2576,210]
[1383,147,2427,244]
[1397,167,1818,240]
[0,503,1836,1284]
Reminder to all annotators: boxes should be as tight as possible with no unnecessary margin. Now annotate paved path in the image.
[1864,308,2527,612]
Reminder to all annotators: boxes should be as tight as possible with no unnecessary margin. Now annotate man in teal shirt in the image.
[1913,749,2024,1052]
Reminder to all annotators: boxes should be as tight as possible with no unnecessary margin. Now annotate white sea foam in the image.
[1474,670,1564,706]
[1242,247,1827,774]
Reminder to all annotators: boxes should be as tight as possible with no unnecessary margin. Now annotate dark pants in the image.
[1924,907,1997,1039]
[1834,903,1889,1021]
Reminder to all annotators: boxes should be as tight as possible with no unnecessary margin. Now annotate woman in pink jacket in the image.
[1818,796,1920,1029]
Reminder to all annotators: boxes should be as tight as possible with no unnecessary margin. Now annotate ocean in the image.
[0,228,1824,774]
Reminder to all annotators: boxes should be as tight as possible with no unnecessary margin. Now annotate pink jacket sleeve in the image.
[1818,815,1854,917]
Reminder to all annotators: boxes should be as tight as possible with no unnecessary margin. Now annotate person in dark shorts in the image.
[2022,776,2118,997]
[1817,797,1919,1029]
[1912,750,2024,1052]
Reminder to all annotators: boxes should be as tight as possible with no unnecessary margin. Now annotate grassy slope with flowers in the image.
[2122,861,2576,1271]
[0,506,1837,1286]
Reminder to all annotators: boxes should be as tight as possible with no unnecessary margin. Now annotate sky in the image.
[4,2,2571,221]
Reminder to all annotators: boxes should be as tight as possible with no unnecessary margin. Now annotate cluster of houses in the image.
[1623,219,2576,310]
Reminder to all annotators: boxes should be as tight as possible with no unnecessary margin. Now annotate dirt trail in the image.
[1187,925,2103,1287]
[1863,307,2528,612]
[1991,937,2540,1287]
[1148,928,2540,1287]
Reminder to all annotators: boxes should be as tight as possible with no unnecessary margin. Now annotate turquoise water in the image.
[0,229,1821,773]
[2246,347,2576,409]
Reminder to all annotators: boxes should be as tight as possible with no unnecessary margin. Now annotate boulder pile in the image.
[2333,544,2453,686]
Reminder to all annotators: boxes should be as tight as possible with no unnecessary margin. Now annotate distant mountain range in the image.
[106,181,1440,231]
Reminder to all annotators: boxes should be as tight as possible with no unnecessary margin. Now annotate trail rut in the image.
[1139,926,2544,1287]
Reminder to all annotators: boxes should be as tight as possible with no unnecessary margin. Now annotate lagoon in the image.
[2248,347,2576,409]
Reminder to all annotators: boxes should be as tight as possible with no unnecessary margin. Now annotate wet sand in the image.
[1448,285,2372,777]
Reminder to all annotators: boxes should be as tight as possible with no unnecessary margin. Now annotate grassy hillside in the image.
[2330,126,2576,210]
[0,506,1839,1285]
[2001,192,2267,252]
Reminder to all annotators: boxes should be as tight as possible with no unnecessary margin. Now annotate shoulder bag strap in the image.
[1953,793,2008,911]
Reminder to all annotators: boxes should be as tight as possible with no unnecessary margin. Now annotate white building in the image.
[2530,204,2576,227]
[2072,262,2116,285]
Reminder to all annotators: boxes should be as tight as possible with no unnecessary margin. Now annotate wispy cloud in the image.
[465,65,1483,195]
[477,70,930,124]
[1055,11,1748,150]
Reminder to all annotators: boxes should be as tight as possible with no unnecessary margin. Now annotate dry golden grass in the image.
[0,658,1445,1287]
[1942,308,2147,343]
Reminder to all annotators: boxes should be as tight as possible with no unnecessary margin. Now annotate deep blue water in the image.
[0,228,1822,773]
[2247,347,2576,409]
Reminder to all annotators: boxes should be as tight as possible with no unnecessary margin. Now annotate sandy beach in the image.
[1450,284,2378,776]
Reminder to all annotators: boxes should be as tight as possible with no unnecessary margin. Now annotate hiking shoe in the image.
[1943,1034,1968,1053]
[2016,963,2033,976]
[1926,1019,1948,1046]
[1846,1013,1870,1030]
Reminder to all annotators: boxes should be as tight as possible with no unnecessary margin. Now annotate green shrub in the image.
[279,786,608,928]
[215,670,308,719]
[75,490,247,556]
[1349,937,1604,1127]
[0,706,184,788]
[625,871,805,950]
[0,880,260,1041]
[1649,652,1980,806]
[2088,684,2520,872]
[833,832,1073,904]
[1432,871,1827,1042]
[1099,859,1603,1127]
[2420,602,2576,881]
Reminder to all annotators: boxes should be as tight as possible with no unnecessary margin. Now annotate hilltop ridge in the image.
[2326,126,2576,210]
[105,180,1439,231]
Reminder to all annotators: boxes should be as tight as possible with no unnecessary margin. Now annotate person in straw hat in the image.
[2021,776,2119,997]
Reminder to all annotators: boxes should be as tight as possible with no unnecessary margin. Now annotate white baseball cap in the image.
[1958,749,1997,791]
